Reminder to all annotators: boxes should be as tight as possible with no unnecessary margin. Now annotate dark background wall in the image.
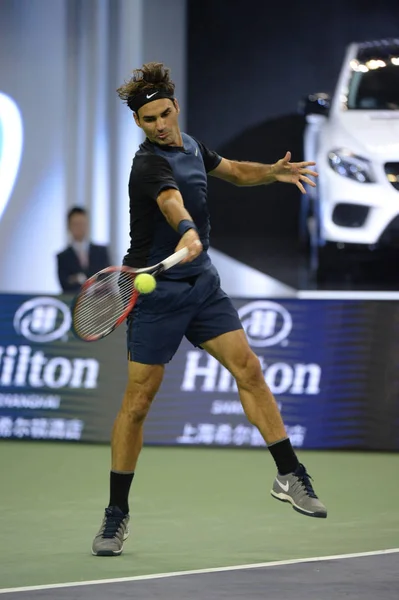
[186,0,399,245]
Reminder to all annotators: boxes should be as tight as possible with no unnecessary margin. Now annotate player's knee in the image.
[122,393,153,424]
[128,404,151,425]
[122,379,157,423]
[233,351,264,390]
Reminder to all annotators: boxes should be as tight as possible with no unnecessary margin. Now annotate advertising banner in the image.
[146,299,399,451]
[0,294,398,450]
[0,293,126,443]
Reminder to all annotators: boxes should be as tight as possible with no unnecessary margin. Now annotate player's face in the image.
[135,99,181,146]
[69,213,88,242]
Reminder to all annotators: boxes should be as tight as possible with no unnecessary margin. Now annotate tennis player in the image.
[92,62,327,556]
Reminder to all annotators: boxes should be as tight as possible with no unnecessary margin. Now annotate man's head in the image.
[117,62,181,146]
[67,207,88,242]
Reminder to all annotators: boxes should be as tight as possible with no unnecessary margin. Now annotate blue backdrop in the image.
[0,293,397,450]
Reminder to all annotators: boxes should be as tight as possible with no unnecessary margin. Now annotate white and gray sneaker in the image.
[92,506,130,556]
[271,463,327,518]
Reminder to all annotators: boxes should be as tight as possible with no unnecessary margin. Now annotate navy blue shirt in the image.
[123,132,222,278]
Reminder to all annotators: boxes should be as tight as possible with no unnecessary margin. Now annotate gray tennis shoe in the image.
[271,463,327,518]
[92,506,130,556]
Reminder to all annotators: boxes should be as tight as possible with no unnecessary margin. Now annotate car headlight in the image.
[328,149,375,183]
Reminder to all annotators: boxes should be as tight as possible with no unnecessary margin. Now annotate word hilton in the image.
[0,345,99,389]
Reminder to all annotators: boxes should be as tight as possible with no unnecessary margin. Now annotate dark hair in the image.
[67,206,87,223]
[116,62,175,109]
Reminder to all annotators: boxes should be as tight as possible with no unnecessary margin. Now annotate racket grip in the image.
[162,247,189,269]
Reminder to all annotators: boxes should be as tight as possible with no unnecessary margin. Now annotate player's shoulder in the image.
[132,140,170,174]
[183,133,221,172]
[181,132,203,152]
[183,133,215,155]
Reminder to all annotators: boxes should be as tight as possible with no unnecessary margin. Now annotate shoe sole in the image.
[271,490,327,518]
[92,530,130,556]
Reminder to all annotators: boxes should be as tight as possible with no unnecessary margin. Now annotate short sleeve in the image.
[192,138,222,173]
[130,154,179,200]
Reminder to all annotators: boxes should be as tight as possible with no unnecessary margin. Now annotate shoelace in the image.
[296,465,318,498]
[102,508,126,539]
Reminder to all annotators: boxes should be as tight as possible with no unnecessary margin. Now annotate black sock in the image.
[268,438,299,475]
[109,471,134,514]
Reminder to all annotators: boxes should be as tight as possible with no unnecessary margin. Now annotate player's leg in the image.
[185,268,327,518]
[110,360,165,502]
[92,279,194,556]
[201,328,327,518]
[111,361,164,474]
[203,329,287,443]
[185,268,287,446]
[92,361,164,557]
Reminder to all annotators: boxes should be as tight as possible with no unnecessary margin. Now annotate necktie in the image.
[78,247,88,269]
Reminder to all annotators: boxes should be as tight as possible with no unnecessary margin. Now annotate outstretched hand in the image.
[272,151,318,194]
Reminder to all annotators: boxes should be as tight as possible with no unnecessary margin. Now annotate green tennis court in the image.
[1,442,398,592]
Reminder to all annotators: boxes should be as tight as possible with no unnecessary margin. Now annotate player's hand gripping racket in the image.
[71,247,189,342]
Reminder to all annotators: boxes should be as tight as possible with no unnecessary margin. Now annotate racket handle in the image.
[161,247,189,270]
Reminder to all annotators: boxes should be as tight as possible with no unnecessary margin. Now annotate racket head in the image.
[71,247,190,342]
[71,266,139,342]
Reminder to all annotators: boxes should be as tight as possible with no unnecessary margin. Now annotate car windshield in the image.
[347,64,399,110]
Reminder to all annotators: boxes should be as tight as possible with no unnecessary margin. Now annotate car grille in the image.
[384,163,399,191]
[332,203,369,227]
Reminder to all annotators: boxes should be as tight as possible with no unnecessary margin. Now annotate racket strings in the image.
[73,271,137,339]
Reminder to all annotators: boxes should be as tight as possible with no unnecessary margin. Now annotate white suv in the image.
[300,38,399,278]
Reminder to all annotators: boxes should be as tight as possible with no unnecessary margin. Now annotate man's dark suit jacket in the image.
[57,243,111,293]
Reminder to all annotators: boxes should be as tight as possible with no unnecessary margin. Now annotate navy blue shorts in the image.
[126,264,242,364]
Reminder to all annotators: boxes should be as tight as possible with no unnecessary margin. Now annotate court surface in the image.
[1,442,398,599]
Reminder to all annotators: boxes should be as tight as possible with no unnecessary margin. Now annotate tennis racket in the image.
[71,247,189,342]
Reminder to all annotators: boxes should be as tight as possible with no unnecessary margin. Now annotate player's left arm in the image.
[209,152,318,194]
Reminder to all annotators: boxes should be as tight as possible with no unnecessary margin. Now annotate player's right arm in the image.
[132,153,202,263]
[156,188,202,262]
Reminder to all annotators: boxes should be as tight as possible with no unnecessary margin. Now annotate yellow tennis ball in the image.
[134,273,156,294]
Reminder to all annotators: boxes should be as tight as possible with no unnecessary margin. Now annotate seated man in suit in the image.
[57,206,111,293]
